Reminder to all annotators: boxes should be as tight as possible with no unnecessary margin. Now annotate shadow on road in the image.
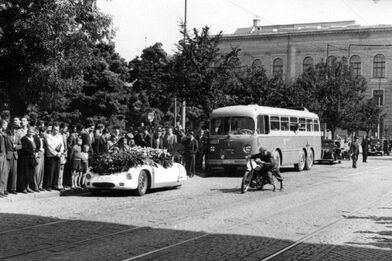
[345,215,392,249]
[0,211,391,260]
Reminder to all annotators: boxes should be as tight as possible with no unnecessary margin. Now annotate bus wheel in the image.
[294,150,305,171]
[273,150,281,169]
[304,149,314,170]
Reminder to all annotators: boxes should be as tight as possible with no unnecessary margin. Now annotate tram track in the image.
[0,164,388,260]
[124,190,392,261]
[0,177,364,260]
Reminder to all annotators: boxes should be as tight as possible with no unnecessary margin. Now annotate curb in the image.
[0,189,90,203]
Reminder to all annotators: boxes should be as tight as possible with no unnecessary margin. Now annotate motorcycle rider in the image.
[249,146,283,190]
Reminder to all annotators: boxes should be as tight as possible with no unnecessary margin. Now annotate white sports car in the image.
[85,162,187,196]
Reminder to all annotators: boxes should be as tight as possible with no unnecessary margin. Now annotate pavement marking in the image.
[259,190,392,261]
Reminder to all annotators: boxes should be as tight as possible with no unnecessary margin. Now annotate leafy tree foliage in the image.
[128,43,173,126]
[71,43,130,126]
[0,0,113,120]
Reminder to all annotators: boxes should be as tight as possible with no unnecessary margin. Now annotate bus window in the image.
[257,115,265,134]
[290,117,298,131]
[270,116,280,131]
[281,117,289,131]
[314,119,320,132]
[306,119,313,132]
[211,117,229,135]
[230,117,255,135]
[299,118,306,131]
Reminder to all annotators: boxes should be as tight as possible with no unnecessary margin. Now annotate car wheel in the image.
[135,170,148,196]
[304,149,314,170]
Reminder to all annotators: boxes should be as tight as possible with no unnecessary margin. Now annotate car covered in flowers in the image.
[86,147,187,196]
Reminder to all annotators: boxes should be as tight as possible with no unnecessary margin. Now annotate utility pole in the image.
[182,0,187,130]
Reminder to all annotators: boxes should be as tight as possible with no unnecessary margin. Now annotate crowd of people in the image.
[0,113,209,198]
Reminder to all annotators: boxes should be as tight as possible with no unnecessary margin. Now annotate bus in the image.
[206,105,322,173]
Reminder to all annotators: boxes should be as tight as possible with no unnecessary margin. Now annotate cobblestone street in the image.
[1,157,392,260]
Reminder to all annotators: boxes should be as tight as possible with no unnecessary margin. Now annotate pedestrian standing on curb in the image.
[361,135,369,163]
[6,124,21,195]
[44,123,63,191]
[19,126,37,193]
[0,119,8,197]
[182,131,198,178]
[350,136,360,168]
[34,127,46,191]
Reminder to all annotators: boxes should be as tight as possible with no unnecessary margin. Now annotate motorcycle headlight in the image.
[243,145,252,153]
[126,173,132,180]
[210,146,215,152]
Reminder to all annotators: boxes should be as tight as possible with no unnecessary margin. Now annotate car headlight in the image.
[243,144,252,153]
[86,174,91,180]
[126,173,132,180]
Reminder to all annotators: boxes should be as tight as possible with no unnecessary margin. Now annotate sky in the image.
[97,0,392,61]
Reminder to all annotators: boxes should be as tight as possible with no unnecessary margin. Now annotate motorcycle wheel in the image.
[241,170,253,193]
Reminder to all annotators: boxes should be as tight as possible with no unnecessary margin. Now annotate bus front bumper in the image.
[206,159,247,167]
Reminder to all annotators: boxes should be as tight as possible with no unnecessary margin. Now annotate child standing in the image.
[70,138,83,190]
[80,145,89,188]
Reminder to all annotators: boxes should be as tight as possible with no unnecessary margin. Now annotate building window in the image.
[373,54,385,78]
[373,89,384,106]
[303,56,314,72]
[349,55,361,77]
[272,58,283,77]
[252,59,263,69]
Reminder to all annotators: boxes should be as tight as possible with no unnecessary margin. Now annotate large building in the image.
[219,20,392,138]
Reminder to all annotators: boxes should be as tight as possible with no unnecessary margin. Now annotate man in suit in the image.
[0,119,8,197]
[350,136,361,168]
[182,131,198,178]
[81,120,95,164]
[5,124,21,194]
[361,135,369,163]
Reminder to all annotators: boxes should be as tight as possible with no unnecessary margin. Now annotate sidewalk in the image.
[0,188,89,203]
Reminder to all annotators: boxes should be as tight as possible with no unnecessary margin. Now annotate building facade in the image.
[219,20,392,138]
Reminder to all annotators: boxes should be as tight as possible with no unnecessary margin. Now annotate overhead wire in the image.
[341,0,369,25]
[225,0,274,25]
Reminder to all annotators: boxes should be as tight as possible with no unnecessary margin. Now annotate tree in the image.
[292,57,367,138]
[71,43,130,126]
[172,26,223,116]
[128,43,173,126]
[0,0,113,119]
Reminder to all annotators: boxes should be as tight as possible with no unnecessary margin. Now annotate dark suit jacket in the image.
[81,132,94,158]
[182,138,199,155]
[20,136,36,157]
[350,142,360,155]
[93,135,107,155]
[4,134,18,160]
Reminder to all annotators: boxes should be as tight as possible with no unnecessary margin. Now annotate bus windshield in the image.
[210,117,255,135]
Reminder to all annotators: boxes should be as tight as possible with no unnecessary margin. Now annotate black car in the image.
[368,139,384,156]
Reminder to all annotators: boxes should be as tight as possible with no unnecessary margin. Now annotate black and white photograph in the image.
[1,0,392,260]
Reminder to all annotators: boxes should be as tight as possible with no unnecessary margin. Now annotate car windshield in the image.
[210,117,255,135]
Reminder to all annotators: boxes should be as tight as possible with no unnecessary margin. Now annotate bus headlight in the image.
[210,146,215,152]
[243,145,252,153]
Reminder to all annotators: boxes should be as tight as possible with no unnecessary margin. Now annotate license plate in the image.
[223,159,235,164]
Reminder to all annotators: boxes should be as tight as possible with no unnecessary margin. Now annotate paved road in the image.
[1,157,392,260]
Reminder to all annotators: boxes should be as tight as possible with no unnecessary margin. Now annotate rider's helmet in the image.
[259,146,267,153]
